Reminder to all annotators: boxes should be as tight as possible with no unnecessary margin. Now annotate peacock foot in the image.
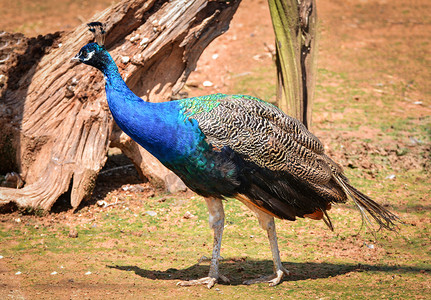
[177,274,230,289]
[243,267,290,286]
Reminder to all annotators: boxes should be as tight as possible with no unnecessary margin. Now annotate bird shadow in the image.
[108,259,429,286]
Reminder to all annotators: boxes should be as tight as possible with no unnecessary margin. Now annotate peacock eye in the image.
[79,50,95,61]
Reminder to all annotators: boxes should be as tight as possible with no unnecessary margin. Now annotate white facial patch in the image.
[82,50,95,61]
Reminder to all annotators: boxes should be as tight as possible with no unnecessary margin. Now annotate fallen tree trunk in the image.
[0,0,241,210]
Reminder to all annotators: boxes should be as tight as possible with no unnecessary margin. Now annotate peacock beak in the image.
[71,54,81,63]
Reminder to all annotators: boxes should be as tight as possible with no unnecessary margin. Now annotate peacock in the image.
[72,22,399,288]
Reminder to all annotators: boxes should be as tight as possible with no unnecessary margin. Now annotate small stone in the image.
[212,54,219,60]
[130,34,140,42]
[385,174,396,180]
[51,271,58,275]
[14,218,21,223]
[85,271,92,275]
[97,200,107,207]
[145,211,157,217]
[140,37,149,46]
[183,211,195,219]
[0,255,3,259]
[202,80,213,87]
[364,242,375,249]
[121,56,130,64]
[133,54,142,61]
[15,271,22,275]
[68,229,78,238]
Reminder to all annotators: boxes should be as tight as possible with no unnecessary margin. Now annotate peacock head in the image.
[72,42,110,70]
[72,22,112,71]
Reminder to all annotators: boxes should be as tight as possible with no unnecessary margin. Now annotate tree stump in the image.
[268,0,317,128]
[0,0,241,210]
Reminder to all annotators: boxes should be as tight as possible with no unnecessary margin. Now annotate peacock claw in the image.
[243,268,290,286]
[177,277,217,289]
[177,274,230,289]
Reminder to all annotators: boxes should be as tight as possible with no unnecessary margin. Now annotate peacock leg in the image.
[177,197,229,288]
[243,206,290,286]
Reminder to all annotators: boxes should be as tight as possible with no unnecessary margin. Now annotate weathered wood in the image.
[0,0,241,210]
[268,0,317,128]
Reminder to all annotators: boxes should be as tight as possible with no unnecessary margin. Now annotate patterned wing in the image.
[184,94,342,186]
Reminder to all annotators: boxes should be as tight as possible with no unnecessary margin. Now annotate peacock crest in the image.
[87,22,106,47]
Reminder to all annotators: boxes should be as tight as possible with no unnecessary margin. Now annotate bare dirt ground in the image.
[0,0,430,299]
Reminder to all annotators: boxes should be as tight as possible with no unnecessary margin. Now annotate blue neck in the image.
[99,53,202,164]
[103,62,141,103]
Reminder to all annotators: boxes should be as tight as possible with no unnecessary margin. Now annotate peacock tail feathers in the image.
[334,174,400,232]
